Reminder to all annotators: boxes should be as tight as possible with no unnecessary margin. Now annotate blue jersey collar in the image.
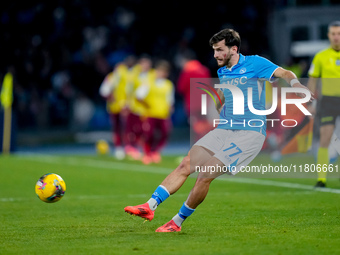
[238,53,245,65]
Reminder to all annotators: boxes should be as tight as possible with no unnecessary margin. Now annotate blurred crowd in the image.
[99,55,175,163]
[0,0,279,132]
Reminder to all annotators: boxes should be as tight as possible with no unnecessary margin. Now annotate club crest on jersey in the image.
[239,68,246,74]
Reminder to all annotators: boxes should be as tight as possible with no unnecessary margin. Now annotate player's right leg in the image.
[155,156,224,232]
[159,145,214,194]
[156,129,265,232]
[124,145,214,221]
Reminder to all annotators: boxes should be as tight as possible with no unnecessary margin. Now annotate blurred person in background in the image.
[307,21,340,188]
[125,55,154,160]
[99,56,135,159]
[177,50,211,139]
[135,60,174,164]
[177,50,211,118]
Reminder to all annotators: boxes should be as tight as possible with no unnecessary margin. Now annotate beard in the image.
[217,52,232,67]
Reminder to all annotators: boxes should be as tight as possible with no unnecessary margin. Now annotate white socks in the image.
[147,198,158,211]
[172,214,184,227]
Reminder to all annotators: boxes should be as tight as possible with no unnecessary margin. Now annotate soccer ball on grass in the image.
[35,173,66,203]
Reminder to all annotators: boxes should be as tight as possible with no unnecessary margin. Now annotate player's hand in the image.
[292,83,315,102]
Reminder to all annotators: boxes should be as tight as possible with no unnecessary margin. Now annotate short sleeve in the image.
[253,55,280,81]
[308,53,321,78]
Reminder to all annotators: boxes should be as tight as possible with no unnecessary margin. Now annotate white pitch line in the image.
[1,191,316,203]
[15,154,340,195]
[0,197,24,202]
[219,178,340,194]
[18,154,171,174]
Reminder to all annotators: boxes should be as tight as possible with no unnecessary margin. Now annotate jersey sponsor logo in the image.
[222,76,247,86]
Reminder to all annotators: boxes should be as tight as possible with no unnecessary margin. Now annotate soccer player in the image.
[125,56,154,160]
[135,60,174,164]
[99,60,132,159]
[307,21,340,188]
[177,50,211,119]
[124,28,312,232]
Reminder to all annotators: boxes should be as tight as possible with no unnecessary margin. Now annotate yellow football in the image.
[35,173,66,203]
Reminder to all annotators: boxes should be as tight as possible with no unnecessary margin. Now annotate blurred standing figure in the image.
[136,60,174,164]
[177,51,211,139]
[177,51,211,119]
[307,21,340,188]
[99,56,135,159]
[125,55,154,160]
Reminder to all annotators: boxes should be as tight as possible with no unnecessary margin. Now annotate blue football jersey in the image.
[216,54,279,136]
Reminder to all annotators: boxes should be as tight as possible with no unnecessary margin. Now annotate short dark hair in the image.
[209,28,241,53]
[328,21,340,31]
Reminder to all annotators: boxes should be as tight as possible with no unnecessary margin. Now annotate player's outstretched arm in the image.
[273,67,314,101]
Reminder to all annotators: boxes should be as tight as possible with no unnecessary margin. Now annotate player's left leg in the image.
[156,130,265,232]
[186,157,225,208]
[124,145,214,221]
[155,156,224,232]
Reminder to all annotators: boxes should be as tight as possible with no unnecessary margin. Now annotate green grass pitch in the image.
[0,153,340,254]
